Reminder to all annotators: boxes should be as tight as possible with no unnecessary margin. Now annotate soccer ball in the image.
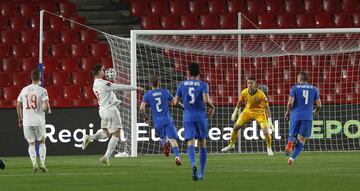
[105,68,117,80]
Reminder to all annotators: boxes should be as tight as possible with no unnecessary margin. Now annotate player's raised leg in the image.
[288,121,311,165]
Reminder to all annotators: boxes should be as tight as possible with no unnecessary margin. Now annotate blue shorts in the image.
[289,120,312,138]
[155,122,178,139]
[184,120,208,140]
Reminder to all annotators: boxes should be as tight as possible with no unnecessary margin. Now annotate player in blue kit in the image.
[174,62,216,181]
[284,72,322,165]
[140,76,183,166]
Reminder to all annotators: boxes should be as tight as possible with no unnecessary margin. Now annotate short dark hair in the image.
[247,76,256,81]
[150,75,160,87]
[31,69,41,82]
[91,64,103,76]
[188,62,200,77]
[299,72,309,82]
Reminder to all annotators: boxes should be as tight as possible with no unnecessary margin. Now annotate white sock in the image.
[104,136,119,159]
[39,143,46,166]
[28,145,37,167]
[90,129,107,141]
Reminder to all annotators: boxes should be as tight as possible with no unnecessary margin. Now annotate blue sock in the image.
[288,136,296,143]
[291,141,304,160]
[187,145,196,168]
[173,146,179,157]
[199,147,207,177]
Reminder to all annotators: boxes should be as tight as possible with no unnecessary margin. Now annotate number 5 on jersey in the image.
[188,87,195,104]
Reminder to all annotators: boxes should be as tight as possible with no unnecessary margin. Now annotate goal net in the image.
[105,29,360,155]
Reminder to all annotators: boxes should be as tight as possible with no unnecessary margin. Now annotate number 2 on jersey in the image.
[25,94,37,109]
[155,97,162,112]
[302,90,309,104]
[188,87,195,104]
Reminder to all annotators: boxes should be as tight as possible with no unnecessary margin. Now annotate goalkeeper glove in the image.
[231,108,239,121]
[268,118,274,131]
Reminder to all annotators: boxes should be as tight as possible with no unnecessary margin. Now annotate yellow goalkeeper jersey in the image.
[239,88,269,112]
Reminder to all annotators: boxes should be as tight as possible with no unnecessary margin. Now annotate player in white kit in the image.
[16,69,51,173]
[82,64,143,165]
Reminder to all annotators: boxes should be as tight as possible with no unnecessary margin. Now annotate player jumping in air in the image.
[285,72,322,165]
[16,69,51,173]
[221,77,274,156]
[140,76,183,166]
[82,64,143,165]
[174,62,216,181]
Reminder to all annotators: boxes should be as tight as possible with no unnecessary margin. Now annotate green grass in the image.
[0,152,360,191]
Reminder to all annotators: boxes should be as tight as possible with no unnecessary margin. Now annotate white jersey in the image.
[17,84,49,127]
[93,78,137,111]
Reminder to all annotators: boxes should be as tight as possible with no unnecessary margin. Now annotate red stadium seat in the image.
[315,13,333,28]
[19,3,37,16]
[141,15,161,29]
[208,0,226,14]
[51,44,70,58]
[266,0,284,13]
[80,30,98,43]
[60,57,79,71]
[49,16,68,31]
[43,31,60,43]
[9,16,29,30]
[12,72,30,86]
[71,43,89,57]
[30,16,41,30]
[2,58,21,72]
[0,17,9,30]
[12,44,31,58]
[59,2,77,16]
[334,13,352,28]
[284,0,302,14]
[81,57,98,71]
[21,58,37,72]
[180,14,198,29]
[0,3,17,16]
[161,15,180,29]
[296,14,315,28]
[1,30,20,43]
[83,85,96,100]
[352,13,360,27]
[61,30,79,43]
[304,0,322,13]
[277,13,295,28]
[227,0,245,13]
[199,14,219,29]
[0,73,10,86]
[258,13,277,29]
[46,85,62,99]
[28,43,40,58]
[90,43,109,57]
[240,13,257,29]
[323,0,340,13]
[169,0,188,15]
[71,71,90,85]
[100,56,113,68]
[3,86,21,101]
[247,0,265,14]
[38,2,56,12]
[21,30,38,43]
[219,13,237,29]
[342,0,359,13]
[69,15,86,30]
[130,0,149,17]
[188,0,206,14]
[63,85,81,100]
[52,98,73,107]
[43,57,60,72]
[150,0,168,15]
[0,44,10,58]
[52,71,71,85]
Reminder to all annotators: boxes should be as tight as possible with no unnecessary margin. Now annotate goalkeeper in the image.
[221,77,274,156]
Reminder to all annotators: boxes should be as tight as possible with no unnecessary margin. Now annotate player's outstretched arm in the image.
[108,83,144,92]
[203,93,216,118]
[16,101,23,128]
[285,96,294,120]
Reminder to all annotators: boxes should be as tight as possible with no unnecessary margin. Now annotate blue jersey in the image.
[142,89,174,127]
[290,84,320,121]
[176,79,209,122]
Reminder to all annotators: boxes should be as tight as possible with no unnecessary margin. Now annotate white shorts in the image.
[99,107,123,134]
[23,126,46,143]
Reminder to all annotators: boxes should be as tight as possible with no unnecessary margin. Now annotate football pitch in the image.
[0,152,359,191]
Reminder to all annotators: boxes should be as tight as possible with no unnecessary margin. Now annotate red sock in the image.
[286,142,293,151]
